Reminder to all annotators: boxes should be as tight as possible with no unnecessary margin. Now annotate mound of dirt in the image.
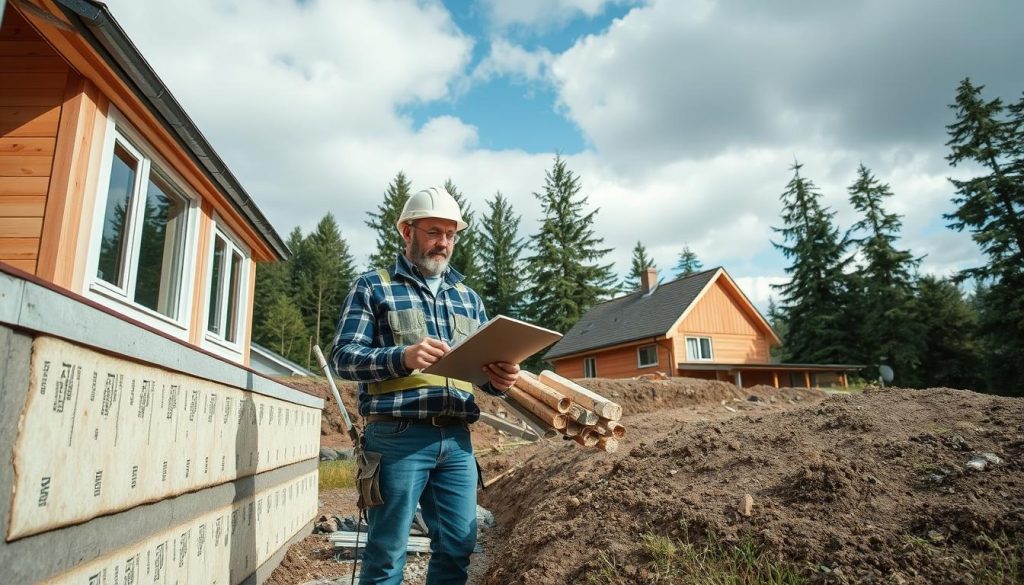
[478,386,1024,584]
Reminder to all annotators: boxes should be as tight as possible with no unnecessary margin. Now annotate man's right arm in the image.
[330,277,408,382]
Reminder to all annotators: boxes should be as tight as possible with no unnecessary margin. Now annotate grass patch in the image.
[319,459,357,490]
[589,529,805,584]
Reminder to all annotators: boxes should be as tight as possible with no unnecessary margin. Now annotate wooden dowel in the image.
[563,420,583,438]
[597,419,626,439]
[597,436,619,453]
[567,404,599,426]
[539,370,622,421]
[573,426,600,447]
[514,373,571,413]
[507,386,567,430]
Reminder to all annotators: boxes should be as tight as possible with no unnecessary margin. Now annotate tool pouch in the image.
[355,448,384,510]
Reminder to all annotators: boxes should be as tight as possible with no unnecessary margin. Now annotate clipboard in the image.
[421,315,562,386]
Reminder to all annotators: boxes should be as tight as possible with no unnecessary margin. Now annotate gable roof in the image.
[544,267,720,360]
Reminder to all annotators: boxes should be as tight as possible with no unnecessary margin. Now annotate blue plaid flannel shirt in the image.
[329,254,504,422]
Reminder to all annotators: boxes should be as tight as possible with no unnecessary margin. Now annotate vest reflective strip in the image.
[370,267,474,395]
[368,373,475,395]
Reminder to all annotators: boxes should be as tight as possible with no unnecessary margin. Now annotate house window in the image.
[686,336,713,361]
[206,226,247,346]
[637,344,658,368]
[583,356,597,378]
[90,121,195,327]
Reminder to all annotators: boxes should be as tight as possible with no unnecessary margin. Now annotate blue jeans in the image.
[359,420,478,585]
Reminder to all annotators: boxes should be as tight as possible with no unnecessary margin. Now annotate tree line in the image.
[253,78,1022,396]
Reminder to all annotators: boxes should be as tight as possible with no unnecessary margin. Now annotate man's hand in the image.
[482,362,520,391]
[403,337,450,370]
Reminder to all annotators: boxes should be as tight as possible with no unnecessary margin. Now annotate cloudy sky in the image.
[103,0,1024,310]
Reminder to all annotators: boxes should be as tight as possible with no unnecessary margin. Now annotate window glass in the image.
[584,357,597,378]
[208,236,225,334]
[638,344,658,367]
[700,337,713,360]
[134,172,187,318]
[686,337,712,360]
[97,144,137,287]
[225,250,243,343]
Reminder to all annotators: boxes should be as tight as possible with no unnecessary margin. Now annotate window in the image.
[685,336,713,361]
[637,344,658,368]
[89,118,195,328]
[583,357,597,378]
[206,226,248,346]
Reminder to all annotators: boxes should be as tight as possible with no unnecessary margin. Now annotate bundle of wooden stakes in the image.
[505,370,625,452]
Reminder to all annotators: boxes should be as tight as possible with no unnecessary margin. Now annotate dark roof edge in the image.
[54,0,289,260]
[545,332,668,361]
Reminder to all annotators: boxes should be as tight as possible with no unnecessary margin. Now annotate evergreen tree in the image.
[914,276,985,391]
[945,79,1024,394]
[525,155,617,333]
[292,214,357,359]
[262,294,308,363]
[673,246,703,278]
[767,297,787,362]
[444,179,482,291]
[366,172,412,269]
[845,164,924,385]
[624,241,656,290]
[253,226,307,357]
[771,162,852,364]
[945,79,1024,279]
[477,191,524,318]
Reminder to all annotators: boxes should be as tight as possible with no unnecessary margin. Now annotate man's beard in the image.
[410,232,450,277]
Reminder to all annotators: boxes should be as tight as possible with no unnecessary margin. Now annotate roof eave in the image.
[53,0,289,261]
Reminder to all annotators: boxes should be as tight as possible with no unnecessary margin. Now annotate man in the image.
[331,186,520,585]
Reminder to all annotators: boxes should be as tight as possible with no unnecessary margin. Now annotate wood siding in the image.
[0,6,68,274]
[674,278,771,363]
[551,339,673,379]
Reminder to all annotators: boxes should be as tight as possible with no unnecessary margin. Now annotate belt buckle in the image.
[430,416,443,427]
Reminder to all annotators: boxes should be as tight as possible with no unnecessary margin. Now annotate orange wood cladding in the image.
[0,6,68,274]
[675,279,770,363]
[552,339,673,380]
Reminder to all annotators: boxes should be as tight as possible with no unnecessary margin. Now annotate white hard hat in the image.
[396,186,468,232]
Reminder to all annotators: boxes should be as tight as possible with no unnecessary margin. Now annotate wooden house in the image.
[544,267,859,388]
[0,3,322,583]
[0,0,287,365]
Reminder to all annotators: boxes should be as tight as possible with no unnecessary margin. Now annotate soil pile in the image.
[478,386,1024,584]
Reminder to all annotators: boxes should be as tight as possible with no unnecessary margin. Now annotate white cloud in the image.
[481,0,633,30]
[472,38,553,83]
[97,0,1007,289]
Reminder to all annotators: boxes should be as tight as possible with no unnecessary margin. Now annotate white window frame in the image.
[685,336,714,361]
[583,356,597,378]
[202,216,251,359]
[84,107,199,340]
[637,344,659,368]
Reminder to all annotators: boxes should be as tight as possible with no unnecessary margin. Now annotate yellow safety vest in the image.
[366,268,475,395]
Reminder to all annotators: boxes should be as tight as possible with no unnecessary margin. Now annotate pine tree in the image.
[946,79,1024,279]
[262,294,308,363]
[945,79,1024,394]
[292,214,357,359]
[525,155,617,333]
[673,246,703,278]
[443,179,481,290]
[845,164,924,385]
[477,191,524,318]
[913,276,984,391]
[366,171,412,269]
[771,161,852,364]
[624,241,656,290]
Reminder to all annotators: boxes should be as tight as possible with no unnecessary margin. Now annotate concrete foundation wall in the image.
[0,269,324,584]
